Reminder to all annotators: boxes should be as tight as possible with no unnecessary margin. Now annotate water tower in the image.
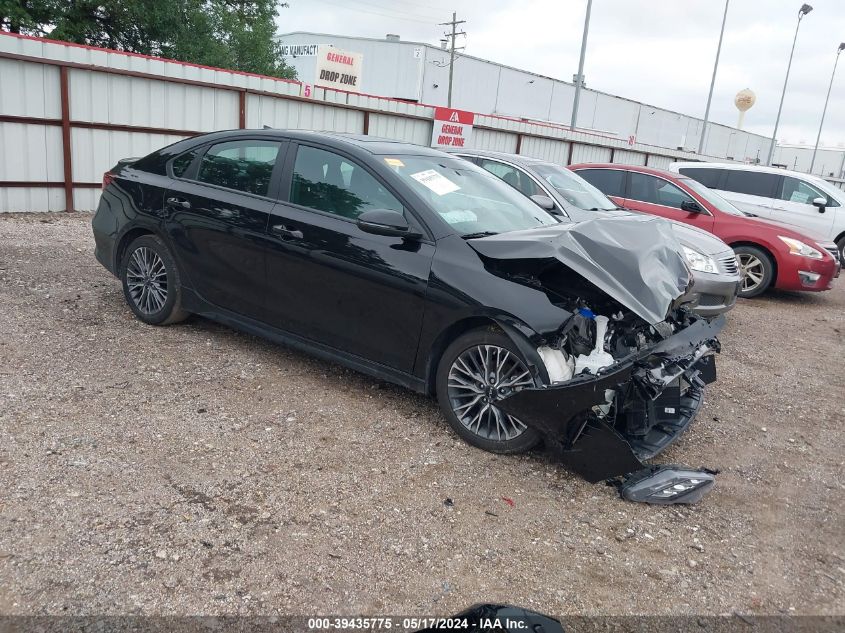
[734,88,756,130]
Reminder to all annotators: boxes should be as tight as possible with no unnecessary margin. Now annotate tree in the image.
[0,0,297,80]
[0,0,55,34]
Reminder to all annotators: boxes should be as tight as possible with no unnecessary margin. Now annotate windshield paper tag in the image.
[384,158,405,167]
[440,210,477,224]
[410,169,460,196]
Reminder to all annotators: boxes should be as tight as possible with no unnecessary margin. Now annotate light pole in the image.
[699,0,730,155]
[766,3,813,165]
[571,0,592,130]
[810,43,845,173]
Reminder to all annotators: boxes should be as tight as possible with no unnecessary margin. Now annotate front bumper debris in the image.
[496,315,725,504]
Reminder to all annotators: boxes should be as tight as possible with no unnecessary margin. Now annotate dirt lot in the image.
[0,212,843,617]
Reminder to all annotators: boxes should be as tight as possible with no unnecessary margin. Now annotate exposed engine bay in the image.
[466,217,723,504]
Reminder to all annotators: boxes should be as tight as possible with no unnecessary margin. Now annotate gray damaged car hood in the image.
[468,215,692,325]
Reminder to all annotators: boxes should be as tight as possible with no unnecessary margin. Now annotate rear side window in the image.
[678,167,722,189]
[196,140,281,196]
[628,172,695,209]
[290,145,403,219]
[779,176,838,206]
[171,150,198,178]
[722,170,779,198]
[576,169,626,198]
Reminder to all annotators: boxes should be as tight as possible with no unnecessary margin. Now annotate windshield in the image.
[531,163,617,211]
[680,177,747,216]
[381,156,560,236]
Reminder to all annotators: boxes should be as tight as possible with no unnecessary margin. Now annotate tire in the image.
[836,236,845,266]
[436,327,541,454]
[120,234,189,325]
[733,245,774,298]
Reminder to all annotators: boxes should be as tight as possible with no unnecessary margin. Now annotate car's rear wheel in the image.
[120,235,189,325]
[836,235,845,265]
[734,245,774,298]
[436,327,541,454]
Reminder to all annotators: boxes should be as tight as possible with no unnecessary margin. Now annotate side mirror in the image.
[530,194,556,211]
[812,196,827,212]
[356,209,421,239]
[680,200,704,213]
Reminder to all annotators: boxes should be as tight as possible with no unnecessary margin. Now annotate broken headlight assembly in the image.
[619,465,716,505]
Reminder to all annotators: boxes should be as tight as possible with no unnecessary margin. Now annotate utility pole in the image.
[439,12,466,107]
[699,0,730,155]
[571,0,592,130]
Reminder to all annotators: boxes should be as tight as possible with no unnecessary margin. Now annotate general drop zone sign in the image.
[431,108,474,149]
[315,46,363,90]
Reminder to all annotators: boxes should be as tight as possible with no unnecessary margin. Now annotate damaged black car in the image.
[93,130,723,504]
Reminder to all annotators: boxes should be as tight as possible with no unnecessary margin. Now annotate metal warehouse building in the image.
[278,31,777,165]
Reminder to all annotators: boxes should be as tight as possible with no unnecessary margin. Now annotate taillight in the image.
[102,171,115,190]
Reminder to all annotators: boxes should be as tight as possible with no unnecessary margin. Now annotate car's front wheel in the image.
[120,234,189,325]
[734,245,774,298]
[436,327,541,454]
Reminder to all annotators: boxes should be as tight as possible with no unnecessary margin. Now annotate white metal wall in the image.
[570,144,612,164]
[519,136,570,164]
[368,113,430,145]
[646,154,673,170]
[772,145,845,178]
[246,94,363,132]
[467,128,518,153]
[612,149,646,165]
[0,57,63,211]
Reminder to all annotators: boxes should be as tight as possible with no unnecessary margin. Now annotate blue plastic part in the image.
[578,307,595,319]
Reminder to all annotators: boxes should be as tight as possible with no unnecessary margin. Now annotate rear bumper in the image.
[497,316,724,491]
[92,204,119,276]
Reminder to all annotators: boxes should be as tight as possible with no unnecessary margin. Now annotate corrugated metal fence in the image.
[0,31,736,212]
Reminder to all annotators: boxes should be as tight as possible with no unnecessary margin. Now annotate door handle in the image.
[271,224,304,239]
[166,197,191,209]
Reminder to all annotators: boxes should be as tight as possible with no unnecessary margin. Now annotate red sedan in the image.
[570,163,840,298]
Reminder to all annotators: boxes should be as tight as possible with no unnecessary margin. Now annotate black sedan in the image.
[93,130,724,504]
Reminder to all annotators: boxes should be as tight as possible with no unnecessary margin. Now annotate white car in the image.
[669,162,845,261]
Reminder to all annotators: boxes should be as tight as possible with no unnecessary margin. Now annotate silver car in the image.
[452,150,741,317]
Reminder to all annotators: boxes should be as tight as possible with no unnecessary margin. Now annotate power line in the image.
[304,0,439,24]
[339,0,444,20]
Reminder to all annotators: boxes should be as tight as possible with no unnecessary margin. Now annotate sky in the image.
[278,0,845,148]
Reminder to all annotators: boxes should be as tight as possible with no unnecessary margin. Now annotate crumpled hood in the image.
[467,215,692,325]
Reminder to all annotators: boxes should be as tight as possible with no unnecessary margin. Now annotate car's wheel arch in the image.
[728,240,778,285]
[425,313,550,396]
[834,230,845,256]
[114,226,156,272]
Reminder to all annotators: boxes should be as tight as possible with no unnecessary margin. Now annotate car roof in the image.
[669,161,820,179]
[569,163,684,180]
[183,128,450,157]
[449,148,556,167]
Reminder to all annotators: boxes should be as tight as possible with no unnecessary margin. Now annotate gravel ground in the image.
[0,212,843,617]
